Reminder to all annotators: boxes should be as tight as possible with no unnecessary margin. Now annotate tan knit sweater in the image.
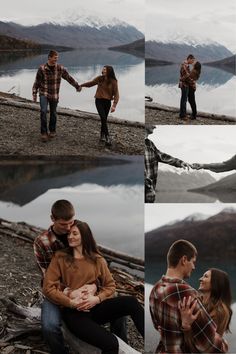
[43,250,116,307]
[81,76,119,106]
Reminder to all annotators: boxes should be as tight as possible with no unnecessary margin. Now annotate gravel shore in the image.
[0,92,144,157]
[146,102,236,125]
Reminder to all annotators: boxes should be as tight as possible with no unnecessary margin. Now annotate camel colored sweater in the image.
[43,250,116,307]
[81,76,119,106]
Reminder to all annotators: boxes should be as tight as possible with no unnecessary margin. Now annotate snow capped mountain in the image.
[183,213,209,222]
[148,34,222,48]
[47,8,129,29]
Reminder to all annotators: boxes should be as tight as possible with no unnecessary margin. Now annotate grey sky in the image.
[0,0,144,31]
[146,0,236,52]
[145,203,236,232]
[149,125,236,179]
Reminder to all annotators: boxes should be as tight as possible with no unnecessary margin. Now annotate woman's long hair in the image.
[64,220,101,262]
[205,268,232,332]
[193,61,201,80]
[104,65,117,81]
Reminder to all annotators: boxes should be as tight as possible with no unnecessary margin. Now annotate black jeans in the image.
[188,87,197,118]
[40,95,58,134]
[95,98,111,137]
[179,86,189,118]
[63,296,144,354]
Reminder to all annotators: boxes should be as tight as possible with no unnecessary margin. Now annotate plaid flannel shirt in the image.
[33,226,67,275]
[145,138,184,201]
[32,63,80,101]
[179,60,193,88]
[149,276,226,353]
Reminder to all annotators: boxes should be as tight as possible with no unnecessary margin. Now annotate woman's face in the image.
[102,66,107,76]
[199,270,211,292]
[68,226,82,248]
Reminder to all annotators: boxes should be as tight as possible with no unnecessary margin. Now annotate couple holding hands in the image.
[32,50,119,146]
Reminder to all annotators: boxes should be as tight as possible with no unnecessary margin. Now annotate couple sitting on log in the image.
[33,199,144,354]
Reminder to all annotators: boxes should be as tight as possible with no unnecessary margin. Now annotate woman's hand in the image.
[76,295,100,311]
[110,105,116,113]
[69,283,97,299]
[178,296,200,331]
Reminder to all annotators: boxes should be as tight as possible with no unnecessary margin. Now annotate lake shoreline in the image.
[0,91,144,157]
[145,101,236,125]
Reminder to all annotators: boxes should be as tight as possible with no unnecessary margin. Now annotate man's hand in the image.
[110,105,116,113]
[178,296,200,330]
[77,85,82,92]
[33,95,37,102]
[76,295,100,311]
[180,162,192,170]
[68,283,97,300]
[192,163,203,170]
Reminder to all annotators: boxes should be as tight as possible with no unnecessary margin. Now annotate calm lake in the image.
[0,49,144,122]
[0,157,144,258]
[145,261,236,353]
[146,64,236,118]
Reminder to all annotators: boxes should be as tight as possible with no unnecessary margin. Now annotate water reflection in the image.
[0,157,144,258]
[0,50,144,122]
[145,64,236,117]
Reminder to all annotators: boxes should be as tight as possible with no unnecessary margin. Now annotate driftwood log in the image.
[0,218,144,353]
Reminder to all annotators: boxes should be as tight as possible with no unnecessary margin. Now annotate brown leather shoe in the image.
[48,132,56,138]
[41,133,48,142]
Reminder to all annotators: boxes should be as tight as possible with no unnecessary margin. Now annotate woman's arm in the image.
[111,80,119,112]
[43,254,75,308]
[80,76,100,88]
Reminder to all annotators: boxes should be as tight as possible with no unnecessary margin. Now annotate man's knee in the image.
[42,317,62,337]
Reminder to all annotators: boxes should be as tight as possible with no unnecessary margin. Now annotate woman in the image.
[80,66,119,146]
[179,268,232,352]
[188,61,201,120]
[43,220,144,354]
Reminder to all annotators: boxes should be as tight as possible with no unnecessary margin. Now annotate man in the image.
[179,54,195,119]
[34,199,127,354]
[192,154,236,173]
[32,50,81,142]
[145,125,191,203]
[149,239,227,353]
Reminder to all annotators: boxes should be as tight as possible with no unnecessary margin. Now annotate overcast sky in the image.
[145,203,236,232]
[146,0,236,52]
[0,0,144,31]
[149,125,236,179]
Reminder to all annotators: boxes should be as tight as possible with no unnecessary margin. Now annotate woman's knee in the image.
[102,334,119,354]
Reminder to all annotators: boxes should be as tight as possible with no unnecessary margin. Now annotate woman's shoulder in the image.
[54,248,71,258]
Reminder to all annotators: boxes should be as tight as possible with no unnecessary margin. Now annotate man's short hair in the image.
[187,54,195,60]
[167,239,197,267]
[51,200,75,220]
[48,50,58,58]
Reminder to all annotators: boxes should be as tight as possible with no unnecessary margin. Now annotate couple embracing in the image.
[34,200,144,354]
[32,50,119,146]
[150,239,232,353]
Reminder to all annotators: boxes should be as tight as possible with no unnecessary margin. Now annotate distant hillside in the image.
[0,34,40,50]
[145,58,174,67]
[205,55,236,75]
[146,209,236,262]
[109,38,144,58]
[158,169,215,191]
[0,20,143,49]
[145,40,233,63]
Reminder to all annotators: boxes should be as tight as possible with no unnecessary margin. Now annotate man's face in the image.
[187,58,195,65]
[48,54,58,66]
[51,216,74,234]
[145,125,156,136]
[183,255,196,279]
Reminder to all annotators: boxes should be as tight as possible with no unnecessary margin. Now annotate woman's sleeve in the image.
[112,81,119,106]
[97,257,116,302]
[80,76,100,88]
[43,254,71,307]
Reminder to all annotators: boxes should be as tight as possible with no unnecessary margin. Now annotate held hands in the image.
[69,283,97,299]
[180,162,193,170]
[192,163,203,170]
[74,295,100,311]
[77,85,82,92]
[178,296,201,331]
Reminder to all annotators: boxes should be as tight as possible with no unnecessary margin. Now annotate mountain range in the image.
[109,39,144,58]
[145,40,233,64]
[205,55,236,75]
[145,209,236,262]
[0,14,143,49]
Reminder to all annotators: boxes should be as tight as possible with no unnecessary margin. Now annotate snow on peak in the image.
[148,33,221,48]
[47,8,129,29]
[183,213,209,222]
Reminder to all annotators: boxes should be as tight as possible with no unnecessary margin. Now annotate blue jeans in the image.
[41,298,69,354]
[179,86,189,118]
[40,95,58,134]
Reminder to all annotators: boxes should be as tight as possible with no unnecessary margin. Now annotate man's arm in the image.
[193,155,236,173]
[33,236,49,276]
[157,149,192,170]
[32,67,43,102]
[61,67,80,91]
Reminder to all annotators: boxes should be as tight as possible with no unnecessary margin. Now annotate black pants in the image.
[63,296,144,354]
[188,87,197,118]
[95,98,111,137]
[179,86,189,118]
